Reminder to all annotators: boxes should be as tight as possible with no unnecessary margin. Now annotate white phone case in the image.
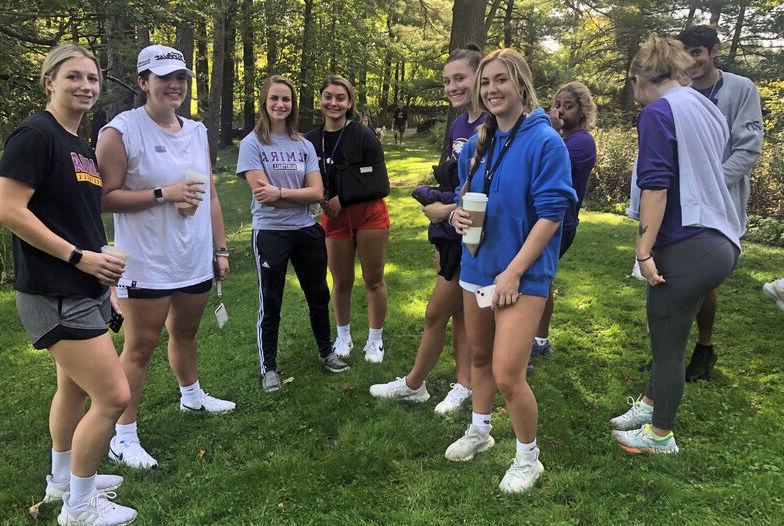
[475,284,495,309]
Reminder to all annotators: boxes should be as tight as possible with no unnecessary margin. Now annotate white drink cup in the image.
[176,170,209,216]
[101,245,130,263]
[461,192,488,255]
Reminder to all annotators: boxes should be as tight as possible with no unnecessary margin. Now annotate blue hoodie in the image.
[456,108,577,298]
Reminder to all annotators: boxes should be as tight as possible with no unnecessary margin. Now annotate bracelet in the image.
[636,254,653,262]
[447,209,457,226]
[278,187,283,200]
[215,248,229,259]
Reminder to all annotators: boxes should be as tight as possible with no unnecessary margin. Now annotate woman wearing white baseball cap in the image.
[96,44,234,470]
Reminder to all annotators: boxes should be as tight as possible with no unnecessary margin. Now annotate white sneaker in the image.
[179,392,236,413]
[498,455,545,493]
[610,395,653,430]
[369,377,430,402]
[58,490,137,526]
[364,340,384,363]
[444,424,495,461]
[44,474,123,503]
[763,279,784,311]
[434,383,472,415]
[108,437,158,469]
[333,336,354,358]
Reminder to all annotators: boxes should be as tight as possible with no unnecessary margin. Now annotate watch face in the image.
[154,187,164,201]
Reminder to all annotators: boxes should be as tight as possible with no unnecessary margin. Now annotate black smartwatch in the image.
[68,247,83,266]
[154,187,165,203]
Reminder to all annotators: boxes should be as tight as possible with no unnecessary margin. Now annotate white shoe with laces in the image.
[498,455,545,493]
[610,395,653,430]
[444,424,495,461]
[179,392,235,413]
[108,437,158,469]
[44,474,124,503]
[369,377,430,402]
[333,336,354,358]
[434,383,471,415]
[364,340,384,363]
[58,490,137,526]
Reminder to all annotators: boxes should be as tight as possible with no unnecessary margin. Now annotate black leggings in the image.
[644,230,739,429]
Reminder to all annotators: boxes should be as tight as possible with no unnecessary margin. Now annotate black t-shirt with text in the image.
[393,107,407,127]
[0,111,107,297]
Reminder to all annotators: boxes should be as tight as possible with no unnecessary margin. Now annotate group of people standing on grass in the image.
[0,22,764,525]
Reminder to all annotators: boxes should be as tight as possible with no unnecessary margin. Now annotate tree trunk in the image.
[709,1,722,26]
[448,0,489,50]
[728,2,747,65]
[196,20,210,117]
[265,0,279,75]
[503,0,515,47]
[443,0,490,160]
[685,4,697,28]
[299,0,316,130]
[483,0,502,45]
[393,61,399,104]
[241,0,255,134]
[175,22,194,118]
[207,1,227,163]
[380,15,394,111]
[220,1,237,147]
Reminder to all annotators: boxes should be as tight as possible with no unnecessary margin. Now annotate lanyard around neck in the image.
[482,112,526,194]
[320,121,349,174]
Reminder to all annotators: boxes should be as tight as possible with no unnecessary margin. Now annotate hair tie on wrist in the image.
[637,255,653,262]
[448,209,457,226]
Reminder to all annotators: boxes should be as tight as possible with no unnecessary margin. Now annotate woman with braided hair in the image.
[446,48,576,493]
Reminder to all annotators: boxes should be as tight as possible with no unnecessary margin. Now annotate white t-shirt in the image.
[236,132,320,231]
[100,107,213,289]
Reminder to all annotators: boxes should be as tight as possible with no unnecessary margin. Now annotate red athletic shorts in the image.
[322,198,390,239]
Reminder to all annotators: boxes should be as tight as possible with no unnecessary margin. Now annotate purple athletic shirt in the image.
[563,129,596,230]
[636,98,704,247]
[447,112,487,160]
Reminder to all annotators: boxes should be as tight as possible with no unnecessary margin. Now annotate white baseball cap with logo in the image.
[137,44,195,77]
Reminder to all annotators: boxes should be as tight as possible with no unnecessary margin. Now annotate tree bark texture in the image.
[242,0,255,135]
[208,1,227,163]
[196,20,210,117]
[220,0,238,147]
[175,22,195,118]
[299,0,316,130]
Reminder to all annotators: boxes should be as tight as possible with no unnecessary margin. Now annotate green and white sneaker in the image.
[445,424,495,461]
[610,395,653,430]
[498,455,545,493]
[613,423,679,454]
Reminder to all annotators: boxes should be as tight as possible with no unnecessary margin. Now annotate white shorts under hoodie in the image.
[100,107,214,289]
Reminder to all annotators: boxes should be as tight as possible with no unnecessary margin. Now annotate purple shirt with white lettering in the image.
[636,98,703,247]
[563,129,596,230]
[447,112,487,161]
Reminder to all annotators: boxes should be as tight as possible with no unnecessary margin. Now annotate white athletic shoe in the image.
[498,455,545,493]
[364,340,384,363]
[333,336,354,358]
[44,474,123,503]
[444,424,495,461]
[763,279,784,311]
[610,395,653,430]
[179,392,236,413]
[434,383,471,415]
[369,377,430,402]
[58,490,137,526]
[108,437,158,469]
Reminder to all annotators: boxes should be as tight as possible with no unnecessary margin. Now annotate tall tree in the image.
[220,0,238,147]
[207,1,227,162]
[175,21,195,118]
[241,0,255,134]
[448,0,489,50]
[196,19,210,117]
[299,0,316,129]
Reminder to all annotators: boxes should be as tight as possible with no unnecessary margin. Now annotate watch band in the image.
[68,247,83,266]
[154,187,164,203]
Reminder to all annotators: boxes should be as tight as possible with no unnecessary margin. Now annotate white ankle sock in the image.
[68,473,96,507]
[516,438,539,461]
[472,412,491,434]
[337,324,351,341]
[639,399,653,411]
[368,327,383,344]
[51,449,71,484]
[179,380,204,403]
[535,337,549,346]
[115,421,139,443]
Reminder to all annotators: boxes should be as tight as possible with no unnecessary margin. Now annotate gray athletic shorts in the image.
[15,290,111,350]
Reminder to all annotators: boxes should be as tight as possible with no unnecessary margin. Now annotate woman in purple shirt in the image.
[533,81,597,357]
[611,36,740,454]
[370,44,486,414]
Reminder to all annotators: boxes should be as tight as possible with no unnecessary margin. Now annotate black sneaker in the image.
[685,344,717,382]
[319,352,350,373]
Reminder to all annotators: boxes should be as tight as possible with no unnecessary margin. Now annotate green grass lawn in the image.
[1,132,783,525]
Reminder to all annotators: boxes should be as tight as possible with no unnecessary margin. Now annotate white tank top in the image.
[100,107,213,289]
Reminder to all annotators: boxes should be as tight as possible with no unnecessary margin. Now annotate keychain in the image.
[214,280,228,328]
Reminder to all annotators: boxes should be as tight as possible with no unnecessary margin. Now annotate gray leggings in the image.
[643,230,739,429]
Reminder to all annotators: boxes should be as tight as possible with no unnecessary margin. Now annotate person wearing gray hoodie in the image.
[676,25,763,382]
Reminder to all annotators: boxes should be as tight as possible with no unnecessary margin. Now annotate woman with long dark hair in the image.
[237,75,348,392]
[0,44,136,525]
[305,76,390,364]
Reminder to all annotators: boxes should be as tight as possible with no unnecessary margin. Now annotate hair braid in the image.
[461,114,497,199]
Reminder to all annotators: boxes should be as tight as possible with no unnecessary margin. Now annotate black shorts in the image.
[559,228,577,259]
[121,278,212,299]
